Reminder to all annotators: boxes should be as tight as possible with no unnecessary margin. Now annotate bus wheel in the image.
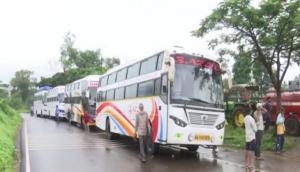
[186,145,199,152]
[36,111,39,117]
[152,143,160,154]
[285,118,299,136]
[106,118,114,140]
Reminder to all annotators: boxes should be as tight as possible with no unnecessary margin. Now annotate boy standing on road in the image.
[135,103,151,163]
[244,110,257,170]
[276,108,285,153]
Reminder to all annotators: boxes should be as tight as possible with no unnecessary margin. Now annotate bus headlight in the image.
[170,115,187,128]
[216,121,225,130]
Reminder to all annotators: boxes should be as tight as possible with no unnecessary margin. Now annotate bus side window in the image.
[161,74,168,103]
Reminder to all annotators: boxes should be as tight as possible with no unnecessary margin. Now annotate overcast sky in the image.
[0,0,299,84]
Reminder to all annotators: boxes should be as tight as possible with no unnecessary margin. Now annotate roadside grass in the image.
[224,124,299,151]
[0,100,22,172]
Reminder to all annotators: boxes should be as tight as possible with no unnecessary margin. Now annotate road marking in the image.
[24,120,31,172]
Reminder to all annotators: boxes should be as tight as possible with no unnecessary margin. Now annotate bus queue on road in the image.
[33,47,225,153]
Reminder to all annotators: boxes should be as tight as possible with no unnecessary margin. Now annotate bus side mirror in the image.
[166,57,175,82]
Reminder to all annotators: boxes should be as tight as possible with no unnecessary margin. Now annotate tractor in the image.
[224,84,260,127]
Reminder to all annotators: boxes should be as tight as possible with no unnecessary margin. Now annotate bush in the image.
[224,124,299,151]
[0,100,22,172]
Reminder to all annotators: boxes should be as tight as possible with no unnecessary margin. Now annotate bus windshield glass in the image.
[171,54,223,108]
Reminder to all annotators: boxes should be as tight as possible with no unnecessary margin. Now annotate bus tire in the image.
[186,145,199,152]
[285,118,299,136]
[36,111,39,117]
[152,143,160,154]
[106,118,114,140]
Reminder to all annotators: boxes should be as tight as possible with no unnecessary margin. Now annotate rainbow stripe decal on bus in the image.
[96,99,162,142]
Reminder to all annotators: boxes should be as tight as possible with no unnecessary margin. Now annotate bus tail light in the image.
[170,115,187,127]
[216,121,225,130]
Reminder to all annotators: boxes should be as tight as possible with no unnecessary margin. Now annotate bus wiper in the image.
[188,98,210,104]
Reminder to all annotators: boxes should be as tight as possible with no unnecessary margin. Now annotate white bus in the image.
[64,75,101,129]
[46,85,65,118]
[33,86,52,117]
[95,48,224,152]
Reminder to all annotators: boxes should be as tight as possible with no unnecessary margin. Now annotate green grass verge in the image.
[224,124,299,151]
[0,99,22,172]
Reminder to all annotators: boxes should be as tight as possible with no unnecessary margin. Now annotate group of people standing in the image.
[244,97,286,170]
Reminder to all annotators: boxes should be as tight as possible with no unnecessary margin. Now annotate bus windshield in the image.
[171,54,223,108]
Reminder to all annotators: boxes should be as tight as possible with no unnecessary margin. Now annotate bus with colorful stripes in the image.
[64,75,101,130]
[95,47,224,152]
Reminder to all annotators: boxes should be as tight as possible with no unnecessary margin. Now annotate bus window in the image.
[101,76,108,86]
[101,91,106,101]
[161,74,168,103]
[127,63,140,79]
[157,53,163,70]
[138,80,154,97]
[116,68,127,82]
[125,84,137,98]
[154,78,161,95]
[108,72,117,85]
[106,89,115,101]
[115,87,125,100]
[140,56,158,75]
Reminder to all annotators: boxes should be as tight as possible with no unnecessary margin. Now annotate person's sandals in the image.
[255,157,264,160]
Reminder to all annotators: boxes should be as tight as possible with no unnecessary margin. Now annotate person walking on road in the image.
[244,110,257,170]
[135,103,151,163]
[276,108,285,153]
[55,105,60,123]
[254,103,266,160]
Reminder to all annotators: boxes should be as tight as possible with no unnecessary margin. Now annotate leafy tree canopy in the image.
[193,0,300,108]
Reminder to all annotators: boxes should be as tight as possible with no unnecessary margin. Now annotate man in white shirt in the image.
[244,109,257,170]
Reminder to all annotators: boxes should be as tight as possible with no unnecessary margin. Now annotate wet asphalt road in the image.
[23,113,300,172]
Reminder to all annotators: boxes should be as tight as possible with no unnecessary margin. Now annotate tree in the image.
[10,70,34,102]
[193,0,300,111]
[232,53,252,84]
[75,49,101,68]
[0,81,9,98]
[103,57,120,69]
[60,32,77,72]
[38,67,106,87]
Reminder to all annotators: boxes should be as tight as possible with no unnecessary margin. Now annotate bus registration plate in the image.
[194,134,210,141]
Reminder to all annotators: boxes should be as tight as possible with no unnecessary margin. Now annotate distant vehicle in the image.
[224,84,260,127]
[46,86,65,119]
[264,88,300,136]
[64,75,101,129]
[33,86,52,117]
[96,47,224,152]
